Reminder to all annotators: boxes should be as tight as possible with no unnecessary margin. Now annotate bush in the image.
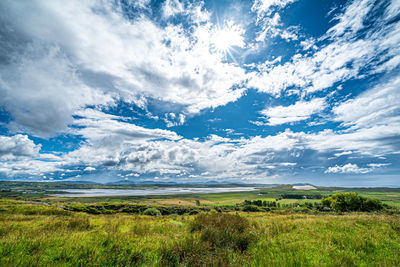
[242,205,262,212]
[321,192,384,212]
[142,208,161,216]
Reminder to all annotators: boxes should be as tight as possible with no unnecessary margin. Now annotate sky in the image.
[0,0,399,186]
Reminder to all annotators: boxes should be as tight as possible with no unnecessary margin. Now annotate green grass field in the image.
[0,198,399,266]
[1,182,400,266]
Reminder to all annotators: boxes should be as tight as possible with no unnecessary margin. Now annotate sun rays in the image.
[210,21,245,60]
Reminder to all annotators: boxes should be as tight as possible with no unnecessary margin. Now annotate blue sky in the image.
[0,0,399,186]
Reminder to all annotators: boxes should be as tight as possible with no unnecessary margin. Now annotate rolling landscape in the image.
[1,0,400,266]
[1,181,400,266]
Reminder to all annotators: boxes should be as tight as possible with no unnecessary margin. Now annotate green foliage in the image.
[67,202,210,216]
[321,192,384,212]
[280,193,323,199]
[142,208,161,216]
[242,204,262,212]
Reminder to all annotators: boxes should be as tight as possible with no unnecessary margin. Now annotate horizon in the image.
[2,180,400,189]
[0,0,399,186]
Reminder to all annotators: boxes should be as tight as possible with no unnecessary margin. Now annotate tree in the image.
[321,192,383,212]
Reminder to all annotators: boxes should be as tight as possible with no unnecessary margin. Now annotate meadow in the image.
[1,182,400,266]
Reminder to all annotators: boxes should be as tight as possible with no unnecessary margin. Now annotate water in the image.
[49,187,258,197]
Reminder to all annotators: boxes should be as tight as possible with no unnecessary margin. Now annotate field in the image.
[1,182,400,266]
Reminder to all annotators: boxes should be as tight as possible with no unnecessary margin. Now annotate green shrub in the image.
[142,208,161,216]
[242,205,262,212]
[321,192,384,212]
[362,198,384,211]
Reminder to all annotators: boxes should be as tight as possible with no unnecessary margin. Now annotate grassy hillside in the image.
[1,198,399,266]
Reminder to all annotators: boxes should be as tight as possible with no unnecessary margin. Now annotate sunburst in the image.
[211,21,245,59]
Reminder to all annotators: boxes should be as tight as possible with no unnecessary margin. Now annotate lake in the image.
[49,187,258,197]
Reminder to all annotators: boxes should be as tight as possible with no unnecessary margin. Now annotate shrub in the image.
[142,208,161,216]
[321,192,384,212]
[362,198,384,211]
[242,205,262,212]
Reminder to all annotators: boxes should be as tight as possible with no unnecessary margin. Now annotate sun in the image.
[211,21,245,54]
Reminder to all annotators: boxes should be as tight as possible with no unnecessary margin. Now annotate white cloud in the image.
[333,76,400,130]
[0,45,113,137]
[0,135,40,160]
[0,135,62,177]
[250,1,299,43]
[251,0,297,18]
[72,109,181,144]
[367,163,391,168]
[0,0,247,137]
[327,0,374,38]
[279,162,296,166]
[0,0,399,183]
[325,162,390,174]
[249,0,400,95]
[131,0,151,10]
[0,160,62,177]
[259,98,326,125]
[325,163,371,174]
[162,0,184,18]
[334,151,353,157]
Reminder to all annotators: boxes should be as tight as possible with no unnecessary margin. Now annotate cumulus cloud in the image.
[1,74,398,180]
[325,162,390,174]
[0,45,113,137]
[325,163,372,174]
[0,134,40,160]
[0,160,62,177]
[0,0,247,137]
[72,109,181,144]
[0,0,399,184]
[259,98,326,125]
[0,134,63,177]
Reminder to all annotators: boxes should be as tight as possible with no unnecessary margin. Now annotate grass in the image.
[0,198,399,266]
[1,182,400,266]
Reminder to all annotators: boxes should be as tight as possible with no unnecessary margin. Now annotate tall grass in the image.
[0,198,399,266]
